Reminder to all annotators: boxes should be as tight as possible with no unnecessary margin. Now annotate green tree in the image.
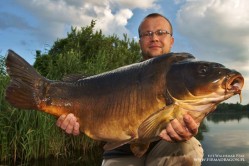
[0,55,6,76]
[34,20,141,79]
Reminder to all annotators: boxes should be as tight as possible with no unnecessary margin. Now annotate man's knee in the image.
[145,138,203,166]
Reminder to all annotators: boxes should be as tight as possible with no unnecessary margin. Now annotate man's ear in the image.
[170,37,174,48]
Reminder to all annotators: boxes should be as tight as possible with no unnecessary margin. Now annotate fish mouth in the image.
[224,74,244,102]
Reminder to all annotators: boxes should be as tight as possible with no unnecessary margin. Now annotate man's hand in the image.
[56,113,80,136]
[159,114,199,142]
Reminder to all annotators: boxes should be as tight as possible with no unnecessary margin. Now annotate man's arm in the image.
[56,114,199,141]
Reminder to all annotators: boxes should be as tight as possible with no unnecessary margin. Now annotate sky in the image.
[0,0,248,104]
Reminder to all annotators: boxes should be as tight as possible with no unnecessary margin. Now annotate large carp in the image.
[5,50,244,157]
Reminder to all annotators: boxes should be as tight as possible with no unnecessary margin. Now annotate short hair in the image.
[138,13,173,36]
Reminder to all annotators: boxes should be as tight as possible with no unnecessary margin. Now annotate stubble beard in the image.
[142,50,163,60]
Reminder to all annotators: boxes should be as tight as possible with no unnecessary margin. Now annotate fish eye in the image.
[198,64,209,75]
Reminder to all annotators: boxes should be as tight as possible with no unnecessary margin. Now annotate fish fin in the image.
[5,50,47,110]
[138,105,176,139]
[62,74,87,82]
[104,138,134,151]
[130,141,150,158]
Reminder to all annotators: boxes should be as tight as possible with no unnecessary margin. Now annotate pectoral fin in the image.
[130,141,150,158]
[138,105,176,139]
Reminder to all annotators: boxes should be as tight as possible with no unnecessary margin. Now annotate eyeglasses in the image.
[139,30,172,38]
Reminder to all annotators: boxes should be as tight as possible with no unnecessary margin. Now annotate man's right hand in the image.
[56,113,80,135]
[159,114,199,142]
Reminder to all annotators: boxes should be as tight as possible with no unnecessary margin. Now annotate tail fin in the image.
[5,50,47,110]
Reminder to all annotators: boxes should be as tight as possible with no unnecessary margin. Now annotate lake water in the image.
[200,114,249,166]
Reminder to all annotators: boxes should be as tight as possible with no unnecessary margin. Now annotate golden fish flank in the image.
[5,50,244,157]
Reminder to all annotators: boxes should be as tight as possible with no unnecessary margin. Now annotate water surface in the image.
[200,114,249,166]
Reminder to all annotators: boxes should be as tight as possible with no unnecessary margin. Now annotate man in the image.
[56,13,203,166]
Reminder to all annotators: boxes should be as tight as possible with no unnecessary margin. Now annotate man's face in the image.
[139,16,174,60]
